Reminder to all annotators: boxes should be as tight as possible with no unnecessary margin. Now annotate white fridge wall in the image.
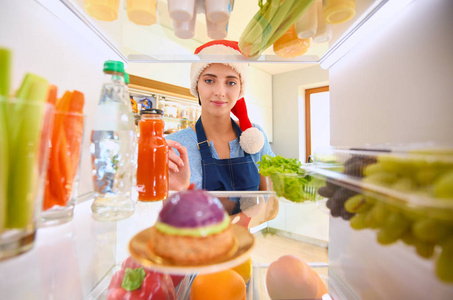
[327,0,453,298]
[330,0,453,148]
[0,0,126,196]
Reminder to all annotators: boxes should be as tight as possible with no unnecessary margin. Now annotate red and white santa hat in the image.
[190,40,264,154]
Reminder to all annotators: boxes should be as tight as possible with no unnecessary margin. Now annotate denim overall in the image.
[195,118,260,192]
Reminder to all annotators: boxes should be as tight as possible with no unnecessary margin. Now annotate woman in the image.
[166,40,274,192]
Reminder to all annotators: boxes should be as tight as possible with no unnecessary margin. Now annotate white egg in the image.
[266,255,319,299]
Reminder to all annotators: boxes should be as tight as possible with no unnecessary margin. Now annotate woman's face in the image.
[197,63,241,117]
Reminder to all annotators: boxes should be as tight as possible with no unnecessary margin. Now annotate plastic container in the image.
[84,0,120,21]
[273,25,310,58]
[195,106,201,120]
[163,100,180,118]
[168,0,195,22]
[126,0,157,26]
[205,0,231,23]
[265,171,326,205]
[323,0,356,25]
[173,8,197,39]
[90,60,135,221]
[136,109,169,201]
[206,18,229,40]
[305,147,453,284]
[0,96,54,260]
[40,111,85,227]
[295,1,318,39]
[313,0,333,44]
[183,104,199,121]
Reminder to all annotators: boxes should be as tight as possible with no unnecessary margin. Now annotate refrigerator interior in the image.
[1,0,452,299]
[327,0,453,299]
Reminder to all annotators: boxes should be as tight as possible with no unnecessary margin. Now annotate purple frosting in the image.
[158,190,225,228]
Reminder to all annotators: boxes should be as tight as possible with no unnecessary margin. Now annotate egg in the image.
[314,271,328,298]
[266,255,319,299]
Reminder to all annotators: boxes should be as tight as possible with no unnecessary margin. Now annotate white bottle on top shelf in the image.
[168,0,195,22]
[205,0,232,23]
[295,1,318,39]
[313,0,333,43]
[206,18,228,40]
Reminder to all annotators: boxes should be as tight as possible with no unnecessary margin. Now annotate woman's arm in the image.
[167,140,191,191]
[259,174,269,191]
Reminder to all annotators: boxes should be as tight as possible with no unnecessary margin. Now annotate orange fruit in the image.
[190,269,246,300]
[231,258,252,283]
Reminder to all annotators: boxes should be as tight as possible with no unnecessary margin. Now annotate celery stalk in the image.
[264,0,316,49]
[0,48,11,232]
[239,0,279,57]
[239,0,315,58]
[7,74,48,228]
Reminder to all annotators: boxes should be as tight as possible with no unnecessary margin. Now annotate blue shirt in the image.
[166,123,275,189]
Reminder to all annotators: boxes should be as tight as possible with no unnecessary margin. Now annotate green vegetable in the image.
[0,48,11,231]
[239,0,315,58]
[122,267,146,291]
[258,155,323,202]
[7,73,48,228]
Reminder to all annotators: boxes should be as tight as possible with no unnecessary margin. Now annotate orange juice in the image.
[85,0,120,21]
[137,109,169,201]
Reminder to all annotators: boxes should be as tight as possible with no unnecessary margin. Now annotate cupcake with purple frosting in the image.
[150,190,234,265]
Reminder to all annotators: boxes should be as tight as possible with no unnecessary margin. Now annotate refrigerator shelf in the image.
[304,147,453,214]
[302,147,453,285]
[88,245,331,300]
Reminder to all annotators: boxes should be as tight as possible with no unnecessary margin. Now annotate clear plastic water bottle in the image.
[90,60,135,221]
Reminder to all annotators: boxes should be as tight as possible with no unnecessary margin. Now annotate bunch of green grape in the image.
[344,154,453,283]
[317,155,377,220]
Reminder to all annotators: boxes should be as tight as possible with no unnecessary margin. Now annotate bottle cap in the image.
[103,60,125,73]
[124,73,130,84]
[140,108,163,115]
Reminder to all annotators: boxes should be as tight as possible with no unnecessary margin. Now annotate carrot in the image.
[55,90,72,112]
[43,121,66,210]
[47,85,57,106]
[43,90,85,210]
[68,90,85,114]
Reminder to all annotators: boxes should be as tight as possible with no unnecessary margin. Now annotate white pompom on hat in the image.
[190,40,264,154]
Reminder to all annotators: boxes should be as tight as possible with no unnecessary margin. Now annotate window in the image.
[305,86,330,163]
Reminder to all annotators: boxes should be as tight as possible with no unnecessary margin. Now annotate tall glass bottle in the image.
[136,109,169,201]
[90,60,135,221]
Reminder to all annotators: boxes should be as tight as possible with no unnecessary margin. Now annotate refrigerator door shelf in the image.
[34,0,407,65]
[301,147,453,294]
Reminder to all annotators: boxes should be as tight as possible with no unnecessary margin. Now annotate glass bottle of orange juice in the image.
[137,109,169,201]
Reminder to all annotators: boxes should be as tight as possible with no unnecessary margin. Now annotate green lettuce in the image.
[258,155,323,202]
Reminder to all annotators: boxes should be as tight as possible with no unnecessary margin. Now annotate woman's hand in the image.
[167,140,190,191]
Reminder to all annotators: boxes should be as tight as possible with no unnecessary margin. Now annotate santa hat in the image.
[190,40,264,154]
